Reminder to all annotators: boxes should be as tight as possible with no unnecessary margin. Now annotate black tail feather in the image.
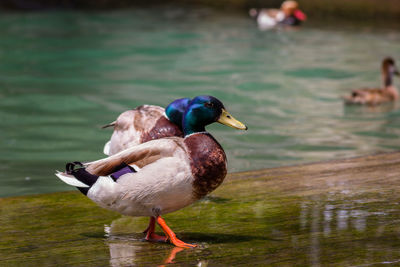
[66,162,99,196]
[64,161,136,196]
[101,121,116,129]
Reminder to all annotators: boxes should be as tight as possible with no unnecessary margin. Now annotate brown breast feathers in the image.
[141,116,183,143]
[184,133,227,200]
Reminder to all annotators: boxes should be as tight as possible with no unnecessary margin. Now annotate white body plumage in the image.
[58,138,195,217]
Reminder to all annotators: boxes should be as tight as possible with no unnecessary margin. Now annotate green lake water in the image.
[1,7,400,197]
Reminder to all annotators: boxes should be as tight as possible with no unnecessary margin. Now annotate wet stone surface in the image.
[1,152,400,266]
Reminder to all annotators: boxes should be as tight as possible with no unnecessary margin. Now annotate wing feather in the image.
[85,137,184,176]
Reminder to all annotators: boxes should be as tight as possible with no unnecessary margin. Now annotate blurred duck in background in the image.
[344,57,399,105]
[249,0,307,30]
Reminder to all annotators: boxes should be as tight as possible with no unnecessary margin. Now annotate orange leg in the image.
[144,216,168,243]
[156,216,197,248]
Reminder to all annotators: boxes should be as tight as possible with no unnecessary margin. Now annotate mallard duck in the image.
[249,0,306,29]
[56,95,247,248]
[344,57,400,105]
[102,98,190,155]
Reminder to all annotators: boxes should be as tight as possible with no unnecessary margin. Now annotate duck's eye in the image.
[204,102,213,108]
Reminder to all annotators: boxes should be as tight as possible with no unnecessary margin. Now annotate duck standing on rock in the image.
[344,57,400,105]
[56,95,247,248]
[102,98,190,156]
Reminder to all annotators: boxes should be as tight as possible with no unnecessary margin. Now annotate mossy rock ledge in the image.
[2,152,400,266]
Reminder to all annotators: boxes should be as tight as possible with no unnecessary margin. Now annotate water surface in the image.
[1,7,400,196]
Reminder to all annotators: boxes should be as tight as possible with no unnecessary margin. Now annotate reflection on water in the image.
[299,191,395,266]
[105,222,204,267]
[108,239,141,267]
[107,239,187,267]
[310,200,320,267]
[107,239,209,267]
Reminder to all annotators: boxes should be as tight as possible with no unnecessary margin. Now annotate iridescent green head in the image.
[182,95,247,136]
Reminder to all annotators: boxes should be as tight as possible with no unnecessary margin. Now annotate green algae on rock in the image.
[2,152,400,265]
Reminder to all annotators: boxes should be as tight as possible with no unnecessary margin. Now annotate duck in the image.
[102,98,190,156]
[249,0,307,30]
[56,95,247,248]
[344,57,400,105]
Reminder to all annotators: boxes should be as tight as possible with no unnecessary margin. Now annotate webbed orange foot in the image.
[156,216,197,248]
[169,237,197,248]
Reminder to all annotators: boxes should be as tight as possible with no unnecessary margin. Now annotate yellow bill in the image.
[217,109,248,130]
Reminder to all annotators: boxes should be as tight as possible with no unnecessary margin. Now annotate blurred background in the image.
[0,0,399,196]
